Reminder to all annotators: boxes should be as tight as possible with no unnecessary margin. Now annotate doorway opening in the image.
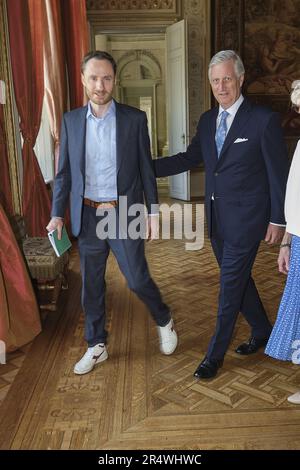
[94,22,190,200]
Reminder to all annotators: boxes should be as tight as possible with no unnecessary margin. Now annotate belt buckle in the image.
[98,201,117,209]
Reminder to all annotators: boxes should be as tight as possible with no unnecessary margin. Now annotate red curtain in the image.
[62,0,89,109]
[0,105,13,216]
[6,0,88,235]
[7,0,51,236]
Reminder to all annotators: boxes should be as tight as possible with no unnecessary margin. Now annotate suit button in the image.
[214,172,218,176]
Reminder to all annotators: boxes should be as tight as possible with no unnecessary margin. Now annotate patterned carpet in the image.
[1,202,300,449]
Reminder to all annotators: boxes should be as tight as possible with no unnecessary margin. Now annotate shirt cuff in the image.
[269,222,286,227]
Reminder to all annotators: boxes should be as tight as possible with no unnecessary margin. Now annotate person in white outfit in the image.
[265,80,300,404]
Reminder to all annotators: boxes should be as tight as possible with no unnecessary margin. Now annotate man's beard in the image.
[90,91,113,106]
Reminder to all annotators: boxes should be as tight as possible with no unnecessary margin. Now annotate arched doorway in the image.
[116,50,162,157]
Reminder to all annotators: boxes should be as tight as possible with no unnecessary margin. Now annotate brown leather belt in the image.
[83,198,118,209]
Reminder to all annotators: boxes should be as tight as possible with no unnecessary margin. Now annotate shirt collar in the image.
[86,99,116,120]
[218,94,244,118]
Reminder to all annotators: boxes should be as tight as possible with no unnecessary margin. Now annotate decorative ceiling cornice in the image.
[86,0,182,28]
[87,0,179,14]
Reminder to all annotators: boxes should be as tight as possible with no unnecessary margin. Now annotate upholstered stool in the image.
[10,216,69,311]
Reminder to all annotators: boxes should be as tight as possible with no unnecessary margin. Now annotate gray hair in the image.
[291,80,300,107]
[208,50,245,80]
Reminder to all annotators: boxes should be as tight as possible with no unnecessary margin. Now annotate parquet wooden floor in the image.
[1,199,300,450]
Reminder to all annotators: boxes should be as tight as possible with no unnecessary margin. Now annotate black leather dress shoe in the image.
[194,357,223,379]
[235,336,269,355]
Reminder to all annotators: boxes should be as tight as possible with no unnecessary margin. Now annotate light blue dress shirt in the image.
[84,100,117,202]
[216,94,244,131]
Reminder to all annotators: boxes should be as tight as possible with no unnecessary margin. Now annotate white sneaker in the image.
[157,319,178,355]
[287,391,300,404]
[74,343,108,375]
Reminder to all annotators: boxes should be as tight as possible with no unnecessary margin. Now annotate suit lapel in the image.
[74,105,88,176]
[209,107,219,162]
[217,99,252,163]
[115,101,130,174]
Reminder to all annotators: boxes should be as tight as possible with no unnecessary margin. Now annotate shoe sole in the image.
[74,350,108,375]
[194,371,218,379]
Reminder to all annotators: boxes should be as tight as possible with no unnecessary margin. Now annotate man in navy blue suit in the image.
[47,51,177,375]
[155,50,289,379]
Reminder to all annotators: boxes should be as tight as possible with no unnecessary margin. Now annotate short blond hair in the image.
[291,80,300,107]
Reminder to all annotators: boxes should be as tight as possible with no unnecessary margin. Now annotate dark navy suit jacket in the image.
[155,99,289,247]
[52,100,158,237]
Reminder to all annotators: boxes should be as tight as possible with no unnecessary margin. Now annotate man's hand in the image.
[264,224,285,244]
[278,246,290,275]
[46,217,64,240]
[146,214,159,241]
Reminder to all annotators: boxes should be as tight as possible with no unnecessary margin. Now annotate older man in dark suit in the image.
[155,50,289,379]
[47,51,177,375]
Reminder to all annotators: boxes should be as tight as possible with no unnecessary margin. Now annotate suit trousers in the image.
[206,203,272,361]
[77,205,170,346]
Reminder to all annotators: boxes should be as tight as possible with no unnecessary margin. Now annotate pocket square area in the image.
[234,138,248,143]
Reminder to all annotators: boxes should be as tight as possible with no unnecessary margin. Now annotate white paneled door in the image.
[166,19,190,201]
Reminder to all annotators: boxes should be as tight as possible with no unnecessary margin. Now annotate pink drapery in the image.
[7,0,51,236]
[62,0,89,109]
[44,0,68,175]
[0,203,41,352]
[0,105,13,216]
[44,0,89,174]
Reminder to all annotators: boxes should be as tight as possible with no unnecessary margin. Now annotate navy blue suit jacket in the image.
[52,100,158,237]
[155,99,289,247]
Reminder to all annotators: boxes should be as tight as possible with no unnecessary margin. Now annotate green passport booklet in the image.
[48,226,72,257]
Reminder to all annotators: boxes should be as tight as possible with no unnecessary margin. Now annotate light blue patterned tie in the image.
[215,110,229,157]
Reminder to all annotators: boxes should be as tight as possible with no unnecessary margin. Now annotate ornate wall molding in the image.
[0,0,22,214]
[185,0,211,136]
[87,0,182,30]
[87,0,180,13]
[117,50,162,79]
